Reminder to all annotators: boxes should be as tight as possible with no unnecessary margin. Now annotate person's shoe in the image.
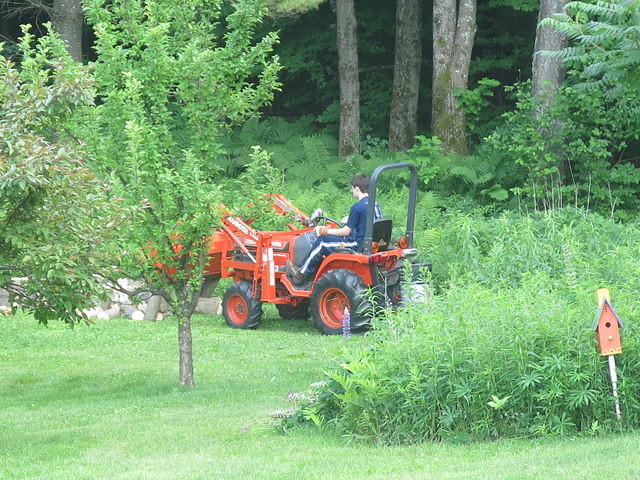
[285,260,306,285]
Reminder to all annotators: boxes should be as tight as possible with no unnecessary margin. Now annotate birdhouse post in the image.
[594,288,623,419]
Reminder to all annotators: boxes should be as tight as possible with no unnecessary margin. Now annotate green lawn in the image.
[1,311,638,480]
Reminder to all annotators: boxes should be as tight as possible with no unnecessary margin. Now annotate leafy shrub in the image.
[408,136,518,209]
[0,25,119,324]
[455,77,503,145]
[482,82,640,219]
[290,209,640,443]
[312,276,639,443]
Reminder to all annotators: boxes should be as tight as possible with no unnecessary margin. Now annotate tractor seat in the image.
[372,218,392,251]
[333,218,393,254]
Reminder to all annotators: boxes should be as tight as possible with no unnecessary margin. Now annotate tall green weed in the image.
[419,208,640,290]
[314,276,639,443]
[291,209,640,443]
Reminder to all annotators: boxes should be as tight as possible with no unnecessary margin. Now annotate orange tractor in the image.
[203,162,424,334]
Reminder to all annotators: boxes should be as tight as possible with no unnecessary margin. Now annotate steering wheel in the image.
[309,215,342,228]
[306,208,345,228]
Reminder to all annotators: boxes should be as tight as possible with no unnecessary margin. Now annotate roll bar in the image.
[363,162,418,255]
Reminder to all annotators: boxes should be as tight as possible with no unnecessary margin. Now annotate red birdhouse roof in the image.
[592,299,623,331]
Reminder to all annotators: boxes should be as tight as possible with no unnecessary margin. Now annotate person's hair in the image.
[350,174,370,193]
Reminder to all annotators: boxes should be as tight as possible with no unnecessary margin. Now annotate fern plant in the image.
[409,136,515,206]
[218,117,346,186]
[540,0,640,97]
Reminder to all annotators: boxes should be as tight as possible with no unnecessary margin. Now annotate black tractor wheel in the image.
[222,281,263,329]
[276,301,310,320]
[310,269,373,335]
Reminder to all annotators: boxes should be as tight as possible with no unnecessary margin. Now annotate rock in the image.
[99,299,112,310]
[113,278,144,306]
[117,278,141,291]
[123,305,144,321]
[0,288,10,307]
[144,295,161,321]
[105,304,121,319]
[138,291,152,302]
[112,290,130,306]
[82,308,99,319]
[195,297,222,315]
[159,297,170,313]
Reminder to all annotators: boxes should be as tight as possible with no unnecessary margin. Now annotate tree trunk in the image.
[336,0,360,157]
[389,0,422,152]
[532,0,568,182]
[52,0,84,62]
[532,0,568,105]
[178,315,194,386]
[431,0,477,156]
[177,290,200,387]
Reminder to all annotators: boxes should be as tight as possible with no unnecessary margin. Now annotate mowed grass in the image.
[1,311,639,480]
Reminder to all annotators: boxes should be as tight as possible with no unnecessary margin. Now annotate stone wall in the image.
[0,280,222,320]
[0,287,10,315]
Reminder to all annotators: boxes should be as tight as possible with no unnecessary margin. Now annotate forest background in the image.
[2,0,640,446]
[2,0,639,216]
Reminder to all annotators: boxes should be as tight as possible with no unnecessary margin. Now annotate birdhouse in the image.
[593,291,623,356]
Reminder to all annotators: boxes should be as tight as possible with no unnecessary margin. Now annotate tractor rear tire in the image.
[276,301,310,320]
[222,281,263,329]
[310,269,372,335]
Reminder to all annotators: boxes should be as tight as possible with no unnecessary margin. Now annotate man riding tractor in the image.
[207,162,425,334]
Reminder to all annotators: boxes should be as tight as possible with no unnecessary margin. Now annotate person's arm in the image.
[315,203,356,237]
[315,224,352,237]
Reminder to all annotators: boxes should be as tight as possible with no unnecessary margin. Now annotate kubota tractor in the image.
[202,162,425,335]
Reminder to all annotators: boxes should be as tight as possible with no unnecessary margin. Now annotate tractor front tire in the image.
[310,269,372,335]
[222,281,263,329]
[276,301,310,320]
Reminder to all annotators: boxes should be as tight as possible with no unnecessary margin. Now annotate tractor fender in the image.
[313,253,374,287]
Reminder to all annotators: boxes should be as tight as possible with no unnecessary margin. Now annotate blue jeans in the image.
[298,235,358,276]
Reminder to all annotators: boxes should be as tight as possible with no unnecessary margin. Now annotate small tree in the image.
[0,26,119,323]
[82,0,281,386]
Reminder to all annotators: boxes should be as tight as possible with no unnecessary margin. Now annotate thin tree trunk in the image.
[177,290,200,387]
[431,0,476,156]
[389,0,422,152]
[178,315,194,386]
[452,0,476,106]
[52,0,83,62]
[336,0,360,157]
[532,0,568,104]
